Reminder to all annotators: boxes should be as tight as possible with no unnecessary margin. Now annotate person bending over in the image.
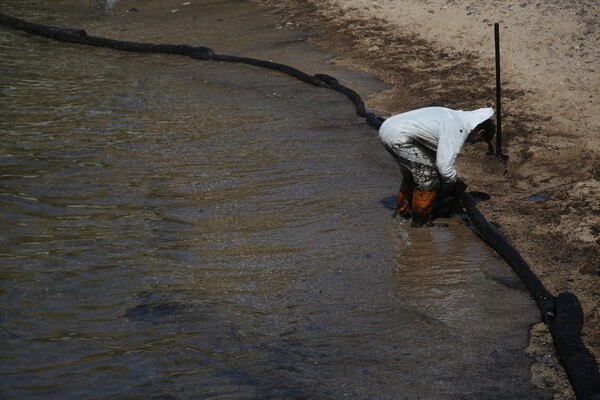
[378,106,495,227]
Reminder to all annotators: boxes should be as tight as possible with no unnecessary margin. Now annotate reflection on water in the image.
[105,0,118,9]
[0,1,549,399]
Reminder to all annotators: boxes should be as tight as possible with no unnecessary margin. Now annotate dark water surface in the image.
[0,1,549,398]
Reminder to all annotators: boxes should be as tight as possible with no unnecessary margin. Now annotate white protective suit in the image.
[378,107,494,188]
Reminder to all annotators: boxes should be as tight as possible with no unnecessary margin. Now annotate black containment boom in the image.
[494,23,508,161]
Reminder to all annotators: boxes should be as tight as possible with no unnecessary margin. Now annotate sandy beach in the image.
[261,0,599,397]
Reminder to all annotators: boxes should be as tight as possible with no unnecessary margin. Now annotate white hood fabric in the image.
[378,106,494,184]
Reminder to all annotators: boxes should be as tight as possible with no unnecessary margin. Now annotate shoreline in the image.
[265,0,599,397]
[2,0,595,397]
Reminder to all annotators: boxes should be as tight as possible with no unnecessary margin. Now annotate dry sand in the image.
[259,0,599,397]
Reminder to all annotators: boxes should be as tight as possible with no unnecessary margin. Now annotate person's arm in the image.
[435,132,464,184]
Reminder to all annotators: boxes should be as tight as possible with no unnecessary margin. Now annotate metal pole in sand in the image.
[494,23,508,161]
